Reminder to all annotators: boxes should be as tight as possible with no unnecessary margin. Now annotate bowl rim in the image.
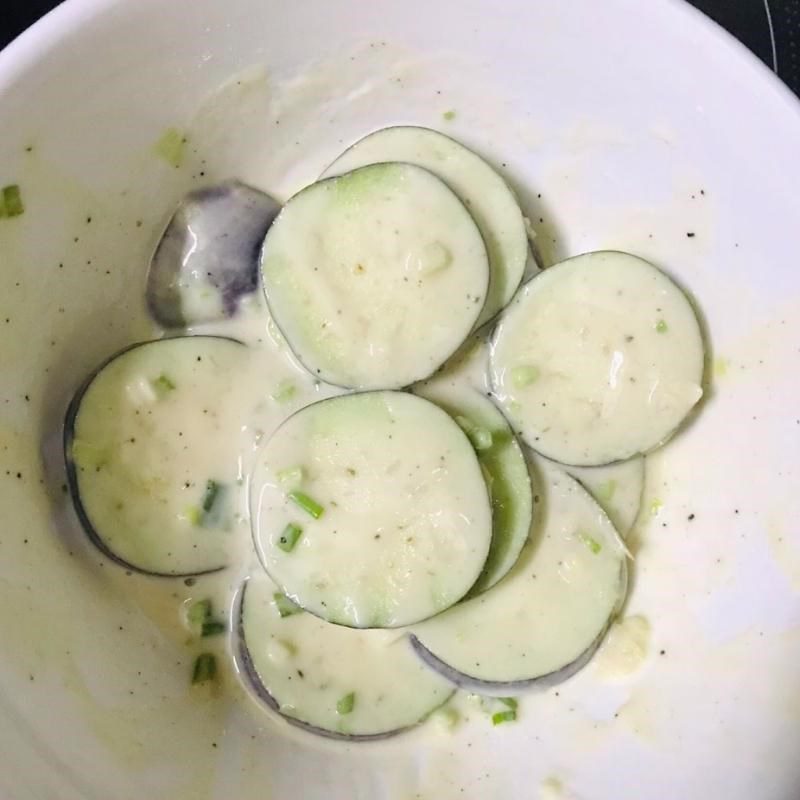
[1,0,800,122]
[0,0,115,92]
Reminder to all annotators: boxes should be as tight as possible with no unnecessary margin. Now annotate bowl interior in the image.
[2,1,800,798]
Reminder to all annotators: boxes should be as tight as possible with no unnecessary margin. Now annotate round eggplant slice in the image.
[412,383,533,594]
[260,162,490,389]
[235,576,454,740]
[322,126,528,327]
[64,336,251,576]
[490,251,705,466]
[409,458,628,695]
[556,456,645,538]
[250,391,493,628]
[147,179,280,328]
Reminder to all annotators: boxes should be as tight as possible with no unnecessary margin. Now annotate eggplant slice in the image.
[147,179,280,328]
[235,577,454,740]
[409,458,628,695]
[64,336,250,577]
[249,391,493,628]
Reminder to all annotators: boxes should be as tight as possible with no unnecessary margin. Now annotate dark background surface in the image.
[2,1,800,96]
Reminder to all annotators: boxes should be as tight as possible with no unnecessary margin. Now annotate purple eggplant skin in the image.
[233,580,449,742]
[63,336,242,578]
[147,180,281,329]
[407,624,610,697]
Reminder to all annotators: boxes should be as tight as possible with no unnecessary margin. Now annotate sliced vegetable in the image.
[490,251,704,465]
[250,391,493,628]
[551,456,645,538]
[455,415,493,451]
[1,184,25,218]
[186,598,212,629]
[154,128,188,168]
[273,593,302,618]
[201,479,221,512]
[192,653,218,684]
[276,523,302,553]
[336,692,356,715]
[578,532,602,554]
[201,620,226,637]
[409,458,627,694]
[322,126,528,326]
[261,162,490,389]
[152,373,176,395]
[472,693,519,725]
[185,598,226,636]
[64,336,249,576]
[287,490,324,519]
[236,577,453,739]
[413,382,533,594]
[147,179,280,328]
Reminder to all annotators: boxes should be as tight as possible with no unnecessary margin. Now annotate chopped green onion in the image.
[271,380,297,404]
[277,465,305,486]
[152,374,176,396]
[455,415,493,452]
[186,599,225,636]
[187,598,212,628]
[578,531,602,554]
[470,428,493,451]
[201,620,226,637]
[491,709,517,725]
[656,319,668,333]
[288,490,324,519]
[336,692,356,715]
[191,653,217,685]
[184,506,202,526]
[443,110,457,121]
[154,127,188,168]
[199,480,229,527]
[510,365,540,389]
[650,498,663,516]
[1,185,24,217]
[277,523,303,553]
[499,697,518,711]
[273,593,302,618]
[202,480,221,513]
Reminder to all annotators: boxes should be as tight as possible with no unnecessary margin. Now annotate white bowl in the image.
[2,1,800,797]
